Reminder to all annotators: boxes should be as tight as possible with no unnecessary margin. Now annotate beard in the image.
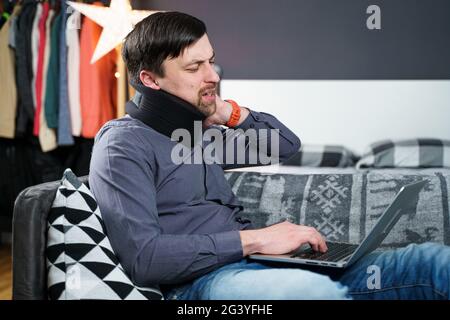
[196,85,217,117]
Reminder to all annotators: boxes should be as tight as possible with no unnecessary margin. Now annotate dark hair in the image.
[122,11,207,84]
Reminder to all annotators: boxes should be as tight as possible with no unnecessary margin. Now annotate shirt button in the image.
[249,124,255,128]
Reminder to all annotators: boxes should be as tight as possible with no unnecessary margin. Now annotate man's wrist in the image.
[239,230,261,256]
[223,100,250,127]
[221,101,233,124]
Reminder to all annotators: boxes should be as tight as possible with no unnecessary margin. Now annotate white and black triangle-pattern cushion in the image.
[46,169,164,300]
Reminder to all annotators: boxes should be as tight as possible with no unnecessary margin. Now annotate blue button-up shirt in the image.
[89,107,300,286]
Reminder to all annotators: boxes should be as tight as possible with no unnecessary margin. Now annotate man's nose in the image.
[205,63,220,83]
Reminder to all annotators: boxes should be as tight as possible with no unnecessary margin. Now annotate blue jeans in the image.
[162,243,449,300]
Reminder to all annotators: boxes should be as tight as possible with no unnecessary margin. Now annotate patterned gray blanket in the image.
[224,168,450,250]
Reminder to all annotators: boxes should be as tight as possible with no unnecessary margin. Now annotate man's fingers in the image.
[319,238,328,253]
[308,238,319,252]
[314,233,327,253]
[296,225,328,253]
[308,227,327,253]
[306,232,327,253]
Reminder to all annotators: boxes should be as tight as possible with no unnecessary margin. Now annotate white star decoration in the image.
[68,0,158,63]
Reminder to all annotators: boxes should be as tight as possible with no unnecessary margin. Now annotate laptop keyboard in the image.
[291,242,359,262]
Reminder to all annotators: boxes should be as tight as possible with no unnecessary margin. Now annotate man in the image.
[89,12,450,300]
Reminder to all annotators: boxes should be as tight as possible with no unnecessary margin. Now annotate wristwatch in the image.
[225,99,241,127]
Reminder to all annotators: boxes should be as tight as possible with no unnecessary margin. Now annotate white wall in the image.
[221,80,450,155]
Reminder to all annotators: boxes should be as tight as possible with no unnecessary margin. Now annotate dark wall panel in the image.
[133,0,450,79]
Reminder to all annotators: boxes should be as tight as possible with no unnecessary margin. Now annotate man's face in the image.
[157,34,220,116]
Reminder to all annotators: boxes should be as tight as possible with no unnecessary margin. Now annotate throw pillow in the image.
[46,169,164,300]
[282,144,358,167]
[356,138,450,168]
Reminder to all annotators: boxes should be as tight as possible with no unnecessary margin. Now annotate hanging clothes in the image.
[33,1,50,136]
[57,0,74,146]
[7,2,19,50]
[39,6,57,152]
[0,4,20,139]
[66,10,82,137]
[30,2,42,110]
[14,0,37,137]
[0,1,99,227]
[79,2,117,139]
[44,10,61,129]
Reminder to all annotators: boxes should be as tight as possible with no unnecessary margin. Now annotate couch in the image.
[12,167,450,299]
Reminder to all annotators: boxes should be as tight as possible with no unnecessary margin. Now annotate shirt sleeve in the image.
[89,128,243,286]
[209,109,301,170]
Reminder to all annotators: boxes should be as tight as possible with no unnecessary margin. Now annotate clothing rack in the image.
[0,0,124,233]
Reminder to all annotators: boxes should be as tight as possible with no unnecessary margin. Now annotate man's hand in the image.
[239,221,328,257]
[202,96,232,128]
[203,95,249,128]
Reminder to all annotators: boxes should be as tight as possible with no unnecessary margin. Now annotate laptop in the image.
[249,180,427,269]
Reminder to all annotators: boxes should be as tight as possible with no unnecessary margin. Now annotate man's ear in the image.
[139,70,161,90]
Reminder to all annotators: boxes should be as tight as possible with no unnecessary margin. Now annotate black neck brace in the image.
[126,82,206,146]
